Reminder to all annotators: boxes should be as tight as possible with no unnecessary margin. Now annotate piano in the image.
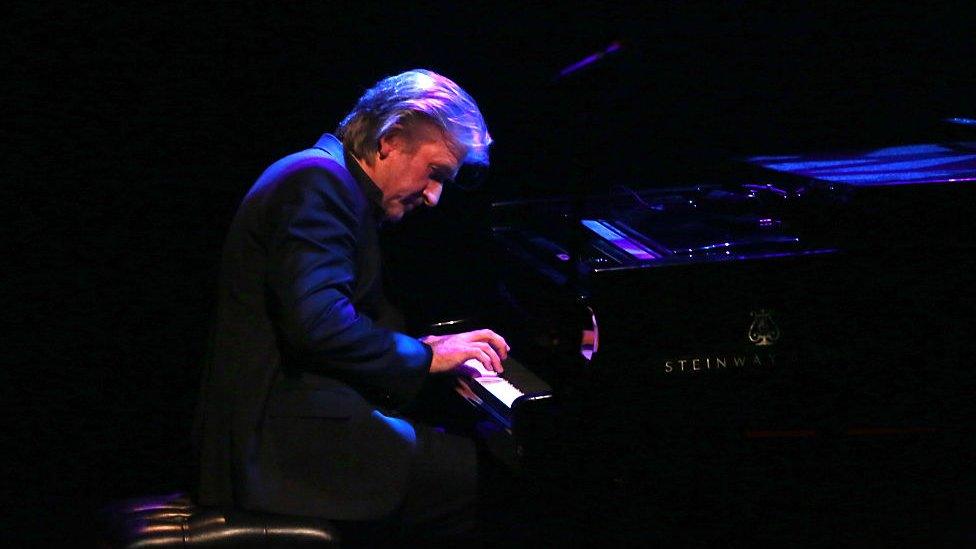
[453,140,976,543]
[455,357,552,430]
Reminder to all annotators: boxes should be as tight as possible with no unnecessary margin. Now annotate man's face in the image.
[371,123,462,221]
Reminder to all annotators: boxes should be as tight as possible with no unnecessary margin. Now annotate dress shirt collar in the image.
[313,133,384,217]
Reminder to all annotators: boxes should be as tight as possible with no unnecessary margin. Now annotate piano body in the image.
[459,141,976,542]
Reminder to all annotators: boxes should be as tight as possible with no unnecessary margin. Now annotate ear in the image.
[378,125,407,160]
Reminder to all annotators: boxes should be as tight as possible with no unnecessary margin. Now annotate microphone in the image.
[555,40,624,81]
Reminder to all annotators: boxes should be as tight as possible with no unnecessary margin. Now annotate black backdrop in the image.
[7,2,975,543]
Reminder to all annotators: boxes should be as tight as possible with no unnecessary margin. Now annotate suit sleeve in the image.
[264,167,431,406]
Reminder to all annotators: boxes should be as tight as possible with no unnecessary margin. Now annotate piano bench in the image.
[97,492,340,548]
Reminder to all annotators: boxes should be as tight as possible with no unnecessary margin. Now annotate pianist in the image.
[193,69,509,544]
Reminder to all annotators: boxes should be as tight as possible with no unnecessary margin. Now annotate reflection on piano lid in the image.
[585,214,803,260]
[747,142,976,186]
[456,358,552,430]
[581,219,660,260]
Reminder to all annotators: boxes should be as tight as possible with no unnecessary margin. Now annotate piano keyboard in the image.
[456,357,552,429]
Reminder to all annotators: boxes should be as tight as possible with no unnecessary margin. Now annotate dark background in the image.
[6,1,974,543]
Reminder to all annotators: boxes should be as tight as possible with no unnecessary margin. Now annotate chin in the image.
[384,209,406,222]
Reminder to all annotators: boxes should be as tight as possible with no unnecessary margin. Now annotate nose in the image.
[422,181,443,207]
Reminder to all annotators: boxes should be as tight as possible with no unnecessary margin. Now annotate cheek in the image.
[410,172,429,193]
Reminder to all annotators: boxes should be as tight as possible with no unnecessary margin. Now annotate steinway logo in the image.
[663,309,780,374]
[664,352,776,374]
[748,309,780,346]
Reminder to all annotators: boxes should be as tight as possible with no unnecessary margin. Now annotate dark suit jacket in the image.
[194,134,435,520]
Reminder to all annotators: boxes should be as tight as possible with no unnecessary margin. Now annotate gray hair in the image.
[337,69,492,166]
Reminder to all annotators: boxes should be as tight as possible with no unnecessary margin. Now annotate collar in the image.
[313,134,384,216]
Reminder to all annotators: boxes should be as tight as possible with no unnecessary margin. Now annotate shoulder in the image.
[247,148,366,216]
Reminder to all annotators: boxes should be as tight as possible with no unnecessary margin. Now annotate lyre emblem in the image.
[748,309,780,346]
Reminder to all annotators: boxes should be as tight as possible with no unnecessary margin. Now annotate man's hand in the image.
[420,329,510,374]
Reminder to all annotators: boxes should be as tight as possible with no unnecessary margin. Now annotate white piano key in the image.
[460,358,524,408]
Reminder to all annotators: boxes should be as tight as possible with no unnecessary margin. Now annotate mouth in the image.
[401,194,425,210]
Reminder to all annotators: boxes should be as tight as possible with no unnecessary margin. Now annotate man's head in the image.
[337,69,491,221]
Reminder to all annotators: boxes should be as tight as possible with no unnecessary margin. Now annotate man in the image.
[194,69,508,543]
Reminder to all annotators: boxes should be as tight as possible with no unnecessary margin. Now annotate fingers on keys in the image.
[467,329,509,361]
[471,341,503,373]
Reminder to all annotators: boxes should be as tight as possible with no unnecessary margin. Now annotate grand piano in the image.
[450,139,976,543]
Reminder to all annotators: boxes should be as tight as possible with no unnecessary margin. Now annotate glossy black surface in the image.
[482,151,976,544]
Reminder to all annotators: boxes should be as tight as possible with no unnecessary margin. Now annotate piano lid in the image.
[747,142,976,187]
